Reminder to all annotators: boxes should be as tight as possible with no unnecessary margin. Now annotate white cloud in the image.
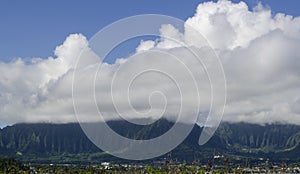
[136,40,155,53]
[185,0,300,50]
[0,0,300,125]
[0,34,96,124]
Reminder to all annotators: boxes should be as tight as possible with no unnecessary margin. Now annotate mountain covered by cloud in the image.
[0,0,300,125]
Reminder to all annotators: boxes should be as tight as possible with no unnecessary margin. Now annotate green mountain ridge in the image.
[0,120,300,163]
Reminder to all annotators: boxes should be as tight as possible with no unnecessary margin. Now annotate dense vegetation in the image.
[0,120,300,163]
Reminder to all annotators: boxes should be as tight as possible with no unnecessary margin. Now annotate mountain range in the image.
[0,119,300,163]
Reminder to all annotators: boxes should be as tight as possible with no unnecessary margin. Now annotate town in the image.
[1,156,300,173]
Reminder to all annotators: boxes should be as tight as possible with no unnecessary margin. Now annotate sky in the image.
[1,0,299,62]
[1,0,300,127]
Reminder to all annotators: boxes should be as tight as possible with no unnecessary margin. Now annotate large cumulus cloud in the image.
[1,0,300,125]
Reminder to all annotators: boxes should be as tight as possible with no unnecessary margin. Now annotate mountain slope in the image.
[0,120,300,163]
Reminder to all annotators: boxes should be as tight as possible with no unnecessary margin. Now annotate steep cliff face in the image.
[0,121,300,162]
[0,123,99,155]
[213,123,300,152]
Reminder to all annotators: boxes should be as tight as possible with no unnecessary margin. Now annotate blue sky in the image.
[1,0,300,128]
[0,0,299,62]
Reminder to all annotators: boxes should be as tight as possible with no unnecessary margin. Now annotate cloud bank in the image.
[1,0,300,125]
